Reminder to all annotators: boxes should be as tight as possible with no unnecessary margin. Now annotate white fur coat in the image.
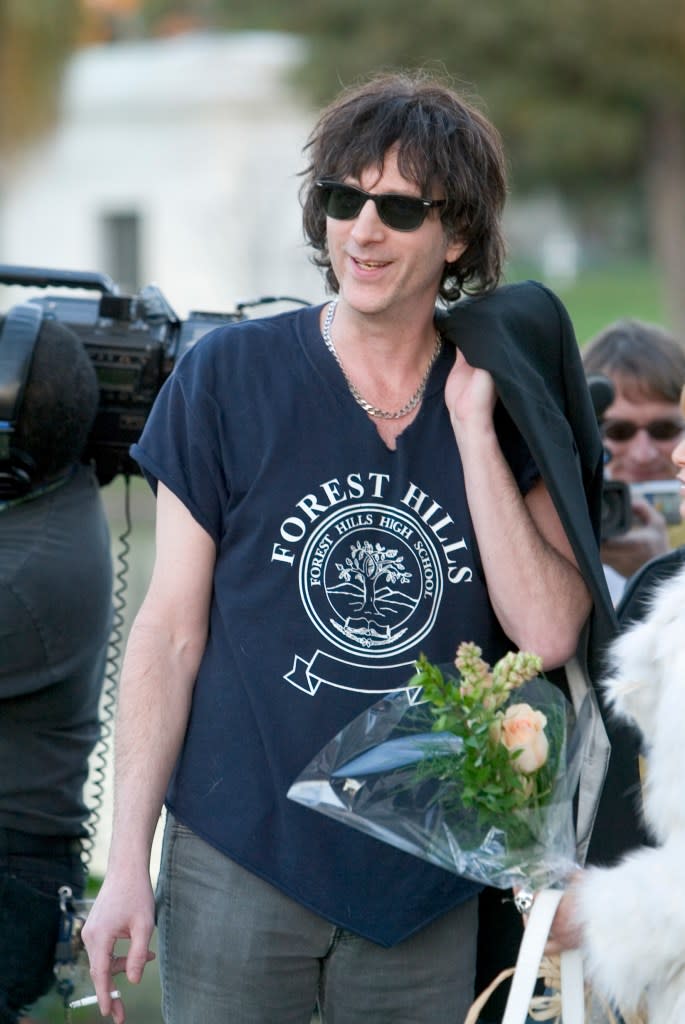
[576,564,685,1022]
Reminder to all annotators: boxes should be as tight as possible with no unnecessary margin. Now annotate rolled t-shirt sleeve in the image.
[131,337,228,544]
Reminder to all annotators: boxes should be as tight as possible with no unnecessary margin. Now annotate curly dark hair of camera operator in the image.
[11,318,99,483]
[299,69,507,303]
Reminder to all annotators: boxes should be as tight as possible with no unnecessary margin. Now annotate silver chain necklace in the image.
[321,299,442,420]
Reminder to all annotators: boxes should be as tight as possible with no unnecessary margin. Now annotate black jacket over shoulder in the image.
[437,280,647,866]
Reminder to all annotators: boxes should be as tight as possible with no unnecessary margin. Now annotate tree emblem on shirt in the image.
[331,540,415,646]
[298,503,444,659]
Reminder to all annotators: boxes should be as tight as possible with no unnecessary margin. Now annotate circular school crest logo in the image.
[298,502,443,659]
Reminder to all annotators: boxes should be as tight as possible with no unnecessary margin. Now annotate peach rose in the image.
[500,703,549,774]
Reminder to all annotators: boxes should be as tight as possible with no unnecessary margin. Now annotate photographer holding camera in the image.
[583,319,685,602]
[0,312,112,1022]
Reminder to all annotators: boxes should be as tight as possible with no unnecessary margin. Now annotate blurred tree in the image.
[162,0,684,333]
[4,0,682,329]
[0,1,81,157]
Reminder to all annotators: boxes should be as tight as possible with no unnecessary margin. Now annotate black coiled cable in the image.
[81,476,133,877]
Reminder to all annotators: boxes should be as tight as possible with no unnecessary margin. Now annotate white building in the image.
[0,31,325,317]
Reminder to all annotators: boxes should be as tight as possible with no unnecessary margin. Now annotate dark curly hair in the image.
[10,317,99,482]
[300,70,507,303]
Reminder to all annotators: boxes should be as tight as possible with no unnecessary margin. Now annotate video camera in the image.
[587,374,633,540]
[0,264,303,486]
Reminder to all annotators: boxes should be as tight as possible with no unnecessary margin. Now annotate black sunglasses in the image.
[315,180,446,232]
[602,418,685,442]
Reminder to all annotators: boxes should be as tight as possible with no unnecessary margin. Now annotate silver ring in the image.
[514,889,534,914]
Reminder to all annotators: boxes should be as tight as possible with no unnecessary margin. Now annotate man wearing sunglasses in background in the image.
[83,71,645,1024]
[582,320,685,603]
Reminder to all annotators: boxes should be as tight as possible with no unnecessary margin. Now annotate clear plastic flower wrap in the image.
[288,646,595,893]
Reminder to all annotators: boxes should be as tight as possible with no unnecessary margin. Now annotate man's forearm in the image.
[457,426,591,666]
[106,614,201,873]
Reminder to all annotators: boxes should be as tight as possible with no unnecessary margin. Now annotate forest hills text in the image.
[271,473,471,584]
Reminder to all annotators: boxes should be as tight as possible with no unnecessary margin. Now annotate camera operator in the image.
[0,314,112,1023]
[582,319,685,602]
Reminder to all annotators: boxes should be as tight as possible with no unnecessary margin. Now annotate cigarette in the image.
[69,990,121,1009]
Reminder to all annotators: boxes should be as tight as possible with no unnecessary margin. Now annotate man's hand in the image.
[81,870,156,1024]
[444,349,496,432]
[601,496,669,579]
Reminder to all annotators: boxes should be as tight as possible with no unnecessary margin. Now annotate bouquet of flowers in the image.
[288,643,594,893]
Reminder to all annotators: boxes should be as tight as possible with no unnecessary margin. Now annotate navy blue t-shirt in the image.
[132,303,538,946]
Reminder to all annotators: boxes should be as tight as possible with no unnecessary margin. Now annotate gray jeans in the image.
[156,814,478,1024]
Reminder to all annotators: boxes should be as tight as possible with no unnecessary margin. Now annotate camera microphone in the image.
[585,373,634,538]
[587,374,615,419]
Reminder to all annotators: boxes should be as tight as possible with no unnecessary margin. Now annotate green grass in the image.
[506,259,667,347]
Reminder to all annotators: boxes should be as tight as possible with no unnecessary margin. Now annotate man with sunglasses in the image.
[582,319,685,600]
[83,71,645,1024]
